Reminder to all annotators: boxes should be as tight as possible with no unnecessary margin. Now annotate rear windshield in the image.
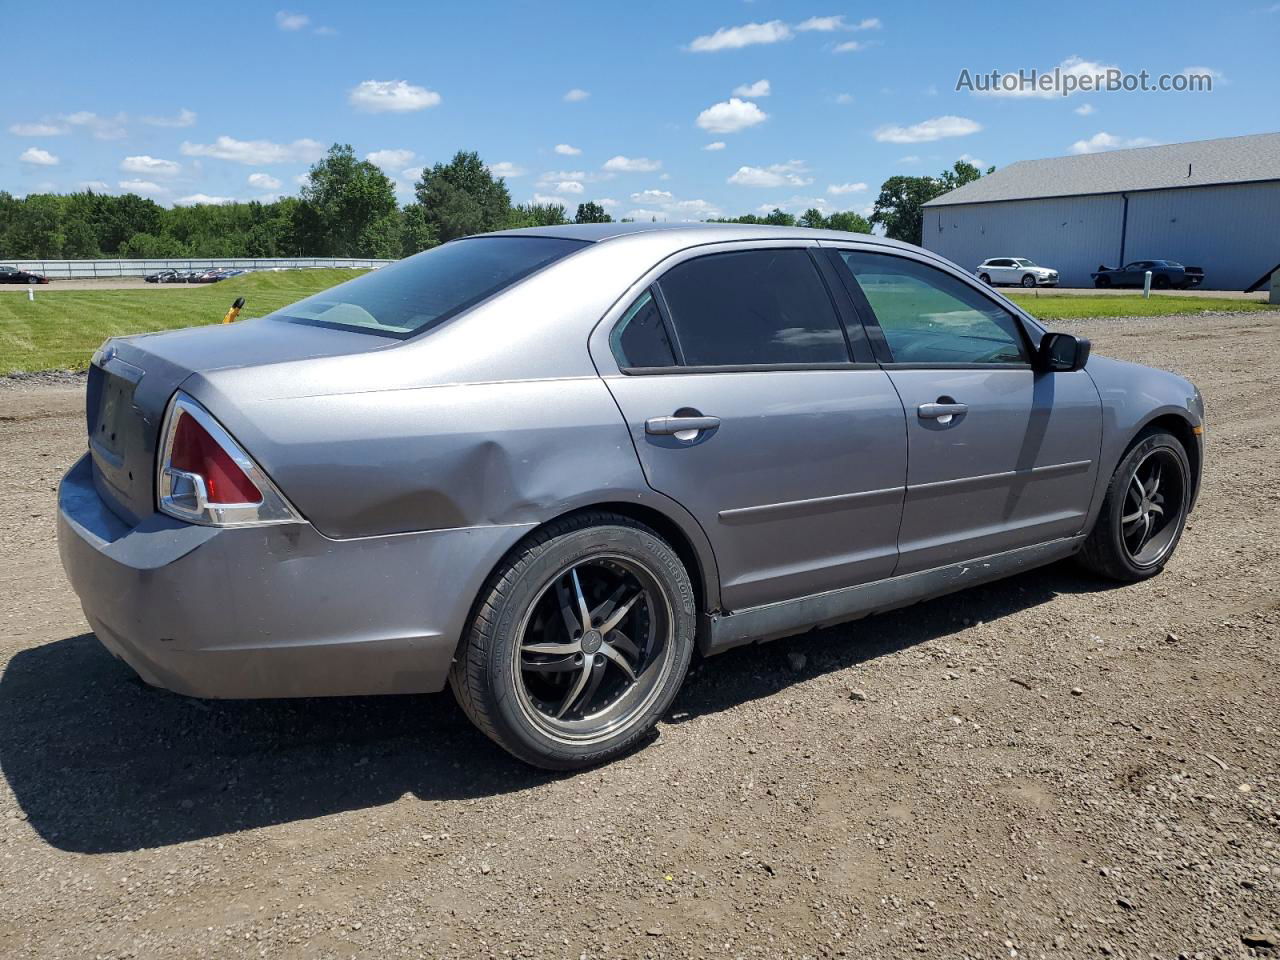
[268,236,588,338]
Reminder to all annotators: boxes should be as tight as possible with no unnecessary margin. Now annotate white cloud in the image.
[563,88,590,102]
[827,182,868,195]
[689,20,791,52]
[626,209,666,221]
[834,41,866,53]
[795,15,845,31]
[121,155,180,176]
[118,179,168,196]
[603,155,661,173]
[874,115,982,143]
[696,98,768,134]
[80,180,110,192]
[596,198,618,208]
[64,111,127,140]
[484,161,524,178]
[797,15,880,31]
[348,80,441,113]
[1074,103,1095,116]
[631,189,674,204]
[19,147,59,166]
[732,79,771,98]
[181,136,326,165]
[834,93,855,105]
[957,153,986,168]
[554,143,582,155]
[275,10,309,30]
[728,161,811,188]
[248,172,283,190]
[531,193,572,207]
[176,194,236,206]
[554,180,585,194]
[704,141,727,151]
[668,198,720,218]
[294,173,310,186]
[1070,132,1159,155]
[141,108,197,128]
[9,122,67,136]
[366,148,416,171]
[974,56,1120,99]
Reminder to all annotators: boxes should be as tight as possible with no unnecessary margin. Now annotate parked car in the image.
[57,224,1205,770]
[0,265,51,284]
[144,269,184,284]
[1092,260,1204,289]
[976,258,1058,288]
[190,268,228,283]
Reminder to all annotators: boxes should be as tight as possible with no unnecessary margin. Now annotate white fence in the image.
[3,257,395,279]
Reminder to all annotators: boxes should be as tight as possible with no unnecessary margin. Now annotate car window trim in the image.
[614,245,858,374]
[823,247,1037,369]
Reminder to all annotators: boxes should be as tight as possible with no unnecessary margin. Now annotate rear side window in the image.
[611,290,677,368]
[270,236,587,338]
[839,251,1028,365]
[656,249,848,366]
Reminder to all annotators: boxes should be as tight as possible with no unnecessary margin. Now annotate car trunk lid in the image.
[86,317,397,526]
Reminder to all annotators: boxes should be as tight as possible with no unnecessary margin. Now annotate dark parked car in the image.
[0,265,51,284]
[144,269,184,283]
[1092,260,1204,289]
[57,224,1205,770]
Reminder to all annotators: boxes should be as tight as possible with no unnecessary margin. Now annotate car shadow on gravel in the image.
[0,561,1118,854]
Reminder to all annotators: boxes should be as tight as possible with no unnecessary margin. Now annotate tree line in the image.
[0,144,989,260]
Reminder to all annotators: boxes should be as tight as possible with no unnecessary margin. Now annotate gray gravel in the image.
[1,311,1277,959]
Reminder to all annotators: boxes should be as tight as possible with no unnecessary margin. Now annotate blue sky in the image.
[3,0,1277,220]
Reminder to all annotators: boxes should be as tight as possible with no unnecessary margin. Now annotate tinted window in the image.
[839,251,1028,365]
[611,290,677,368]
[270,236,587,338]
[657,250,847,366]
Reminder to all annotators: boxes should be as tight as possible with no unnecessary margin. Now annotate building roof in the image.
[924,131,1280,207]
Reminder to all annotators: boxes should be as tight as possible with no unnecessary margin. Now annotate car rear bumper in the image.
[57,453,533,699]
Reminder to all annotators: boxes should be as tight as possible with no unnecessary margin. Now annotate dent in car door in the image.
[593,245,908,612]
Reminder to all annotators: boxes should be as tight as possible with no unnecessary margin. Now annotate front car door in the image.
[992,259,1016,284]
[591,242,908,611]
[827,247,1102,574]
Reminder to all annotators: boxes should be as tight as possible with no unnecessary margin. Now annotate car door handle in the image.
[645,415,721,436]
[917,401,968,420]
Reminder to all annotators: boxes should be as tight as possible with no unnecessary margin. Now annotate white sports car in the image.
[976,258,1059,288]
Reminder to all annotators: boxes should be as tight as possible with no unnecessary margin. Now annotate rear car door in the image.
[592,242,908,611]
[828,247,1102,574]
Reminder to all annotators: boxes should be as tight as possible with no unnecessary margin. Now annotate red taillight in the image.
[170,411,262,504]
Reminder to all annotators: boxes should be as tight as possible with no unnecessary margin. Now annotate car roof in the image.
[479,221,924,255]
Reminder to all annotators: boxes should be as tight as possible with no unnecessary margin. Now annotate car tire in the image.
[979,273,992,285]
[1094,276,1111,288]
[1021,274,1037,288]
[449,511,697,770]
[1153,275,1171,290]
[1078,429,1191,582]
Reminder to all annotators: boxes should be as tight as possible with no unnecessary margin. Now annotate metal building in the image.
[922,132,1280,290]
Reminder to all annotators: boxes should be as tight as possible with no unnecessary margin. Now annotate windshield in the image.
[269,235,588,338]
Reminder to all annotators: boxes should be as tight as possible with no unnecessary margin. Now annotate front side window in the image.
[269,236,588,338]
[839,251,1028,365]
[655,249,848,366]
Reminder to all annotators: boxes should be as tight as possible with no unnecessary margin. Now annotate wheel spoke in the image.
[1148,503,1164,517]
[607,630,641,661]
[1121,509,1144,525]
[599,642,637,681]
[589,583,628,626]
[578,658,606,713]
[555,580,580,637]
[521,641,581,656]
[598,591,642,635]
[554,663,594,719]
[570,568,593,633]
[521,654,582,674]
[1128,474,1145,506]
[1145,464,1162,498]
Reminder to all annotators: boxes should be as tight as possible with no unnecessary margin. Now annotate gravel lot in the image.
[1,311,1277,960]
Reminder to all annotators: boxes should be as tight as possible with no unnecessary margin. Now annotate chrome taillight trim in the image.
[156,391,303,527]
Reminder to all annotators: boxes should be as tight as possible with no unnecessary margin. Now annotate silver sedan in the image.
[57,223,1204,769]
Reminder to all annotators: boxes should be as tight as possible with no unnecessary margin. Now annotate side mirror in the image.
[1038,332,1090,372]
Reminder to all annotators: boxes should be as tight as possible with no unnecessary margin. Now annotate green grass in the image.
[1007,292,1273,321]
[0,269,365,375]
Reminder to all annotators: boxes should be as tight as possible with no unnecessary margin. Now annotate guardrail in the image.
[2,257,395,279]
